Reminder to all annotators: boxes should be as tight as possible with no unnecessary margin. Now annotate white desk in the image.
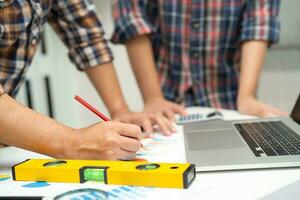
[0,107,300,200]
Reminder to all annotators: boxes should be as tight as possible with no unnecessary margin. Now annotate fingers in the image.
[249,102,288,117]
[112,112,154,133]
[100,146,136,160]
[111,108,179,136]
[159,104,187,120]
[149,114,175,135]
[163,110,174,120]
[274,110,289,116]
[138,117,153,133]
[268,105,288,116]
[101,135,140,160]
[138,113,176,135]
[262,105,288,117]
[112,123,143,160]
[114,122,142,140]
[144,99,187,120]
[117,148,137,160]
[171,104,188,116]
[119,135,142,152]
[238,98,288,118]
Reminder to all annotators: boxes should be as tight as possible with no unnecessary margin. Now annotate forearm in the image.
[126,35,164,102]
[85,63,130,117]
[238,40,268,100]
[0,94,70,157]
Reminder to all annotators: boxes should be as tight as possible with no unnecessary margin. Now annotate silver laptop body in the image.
[184,94,300,172]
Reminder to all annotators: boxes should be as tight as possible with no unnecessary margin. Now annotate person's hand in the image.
[112,109,175,136]
[62,121,142,160]
[144,97,187,120]
[237,96,288,117]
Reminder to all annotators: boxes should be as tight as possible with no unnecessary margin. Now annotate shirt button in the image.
[35,3,42,14]
[0,24,3,36]
[192,51,200,58]
[31,38,37,45]
[176,96,184,104]
[36,3,41,9]
[192,21,200,30]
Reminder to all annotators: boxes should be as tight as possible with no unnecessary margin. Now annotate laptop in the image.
[184,94,300,172]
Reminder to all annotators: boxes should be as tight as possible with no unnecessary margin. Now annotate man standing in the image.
[112,0,287,121]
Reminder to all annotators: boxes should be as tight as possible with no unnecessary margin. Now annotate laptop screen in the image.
[291,94,300,125]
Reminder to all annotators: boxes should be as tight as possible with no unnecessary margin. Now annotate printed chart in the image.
[137,129,186,163]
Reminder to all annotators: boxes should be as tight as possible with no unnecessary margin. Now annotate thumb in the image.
[263,111,278,118]
[172,104,187,115]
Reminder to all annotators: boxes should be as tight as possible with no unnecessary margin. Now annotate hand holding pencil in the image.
[73,95,142,160]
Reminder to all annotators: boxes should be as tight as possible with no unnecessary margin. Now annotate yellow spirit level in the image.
[12,159,196,189]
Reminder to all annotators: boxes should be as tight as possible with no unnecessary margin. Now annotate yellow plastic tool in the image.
[12,159,196,189]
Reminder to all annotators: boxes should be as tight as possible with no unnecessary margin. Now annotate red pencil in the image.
[74,95,145,150]
[74,95,110,121]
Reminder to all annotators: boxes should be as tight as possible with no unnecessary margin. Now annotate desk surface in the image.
[0,107,300,200]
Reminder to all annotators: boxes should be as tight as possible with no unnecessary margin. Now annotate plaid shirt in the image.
[112,0,280,109]
[0,0,113,97]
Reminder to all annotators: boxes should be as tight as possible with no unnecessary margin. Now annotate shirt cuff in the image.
[111,12,155,44]
[240,18,280,44]
[68,39,114,70]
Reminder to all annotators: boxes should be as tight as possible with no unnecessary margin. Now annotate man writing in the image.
[0,0,172,160]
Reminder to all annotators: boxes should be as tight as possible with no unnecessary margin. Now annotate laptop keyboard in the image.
[234,121,300,157]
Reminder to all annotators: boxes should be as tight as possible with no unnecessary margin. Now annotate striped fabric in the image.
[112,0,280,109]
[0,0,113,97]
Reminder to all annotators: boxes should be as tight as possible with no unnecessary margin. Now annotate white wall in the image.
[258,0,300,112]
[276,0,300,47]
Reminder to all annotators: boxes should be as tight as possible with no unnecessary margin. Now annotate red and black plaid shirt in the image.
[112,0,280,109]
[0,0,113,97]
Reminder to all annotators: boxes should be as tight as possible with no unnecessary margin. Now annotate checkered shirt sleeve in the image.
[48,0,113,70]
[111,0,157,44]
[240,0,280,43]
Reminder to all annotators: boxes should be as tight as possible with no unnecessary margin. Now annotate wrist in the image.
[48,126,75,159]
[144,94,165,104]
[237,94,256,109]
[109,103,130,119]
[237,90,256,103]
